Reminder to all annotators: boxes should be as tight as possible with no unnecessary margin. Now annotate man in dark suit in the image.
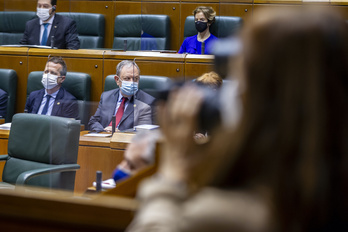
[25,56,78,119]
[20,0,80,50]
[88,60,156,132]
[0,89,8,119]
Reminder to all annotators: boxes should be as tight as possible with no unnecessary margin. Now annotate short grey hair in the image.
[116,60,140,77]
[131,130,160,164]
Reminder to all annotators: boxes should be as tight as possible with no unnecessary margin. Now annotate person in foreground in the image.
[88,60,156,132]
[178,6,218,54]
[0,89,7,119]
[20,0,80,49]
[113,131,159,182]
[25,56,78,118]
[127,8,348,232]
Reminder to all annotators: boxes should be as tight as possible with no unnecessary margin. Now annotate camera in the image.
[152,80,221,133]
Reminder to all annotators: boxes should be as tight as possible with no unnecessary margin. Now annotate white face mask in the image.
[37,8,51,21]
[41,73,59,90]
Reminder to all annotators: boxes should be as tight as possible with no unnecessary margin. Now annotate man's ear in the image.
[114,75,120,82]
[59,75,66,84]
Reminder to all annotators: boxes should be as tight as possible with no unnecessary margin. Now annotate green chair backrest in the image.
[27,71,91,128]
[113,14,170,51]
[0,69,17,122]
[0,11,36,45]
[183,16,243,40]
[3,113,80,190]
[60,12,105,48]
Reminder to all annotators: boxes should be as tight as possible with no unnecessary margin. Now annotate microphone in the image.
[51,36,55,49]
[111,115,116,134]
[96,171,102,192]
[124,40,127,51]
[132,58,137,131]
[201,41,205,55]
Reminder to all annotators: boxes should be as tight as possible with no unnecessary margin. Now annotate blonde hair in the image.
[193,6,216,24]
[196,71,222,89]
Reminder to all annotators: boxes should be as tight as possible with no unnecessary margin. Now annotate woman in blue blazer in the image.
[178,6,218,55]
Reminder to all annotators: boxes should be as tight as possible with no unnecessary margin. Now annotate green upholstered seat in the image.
[183,16,243,40]
[60,12,105,49]
[27,71,91,128]
[0,69,17,122]
[0,113,80,190]
[0,11,36,45]
[113,14,170,51]
[104,74,171,98]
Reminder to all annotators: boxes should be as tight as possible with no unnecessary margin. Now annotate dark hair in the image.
[47,56,67,76]
[214,8,348,231]
[51,0,57,6]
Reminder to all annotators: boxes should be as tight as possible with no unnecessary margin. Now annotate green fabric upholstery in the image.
[1,113,80,190]
[183,16,243,40]
[104,75,171,97]
[27,71,91,128]
[113,14,170,51]
[60,12,105,48]
[0,69,17,122]
[0,11,36,45]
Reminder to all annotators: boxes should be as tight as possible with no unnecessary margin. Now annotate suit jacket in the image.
[20,14,80,50]
[25,87,78,119]
[88,89,156,132]
[0,88,8,118]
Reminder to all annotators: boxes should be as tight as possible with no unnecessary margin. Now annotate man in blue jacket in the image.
[25,56,78,119]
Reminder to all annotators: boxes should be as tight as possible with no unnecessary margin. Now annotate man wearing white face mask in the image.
[88,60,155,132]
[20,0,80,50]
[25,56,78,119]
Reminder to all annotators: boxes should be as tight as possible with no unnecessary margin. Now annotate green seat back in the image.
[3,113,80,190]
[113,14,170,51]
[183,16,243,40]
[27,71,91,128]
[60,12,105,48]
[0,11,36,45]
[0,69,17,122]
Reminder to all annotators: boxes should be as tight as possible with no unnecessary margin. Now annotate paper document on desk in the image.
[134,124,159,131]
[93,178,116,189]
[0,123,11,130]
[84,133,112,137]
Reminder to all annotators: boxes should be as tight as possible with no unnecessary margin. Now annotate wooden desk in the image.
[0,130,134,194]
[0,185,137,231]
[75,131,135,193]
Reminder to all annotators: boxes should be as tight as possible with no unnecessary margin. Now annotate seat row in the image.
[0,11,242,50]
[0,68,171,129]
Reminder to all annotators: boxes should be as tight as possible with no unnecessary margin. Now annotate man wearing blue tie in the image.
[25,56,78,119]
[20,0,80,49]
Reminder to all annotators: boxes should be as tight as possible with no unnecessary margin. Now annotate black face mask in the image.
[195,21,208,33]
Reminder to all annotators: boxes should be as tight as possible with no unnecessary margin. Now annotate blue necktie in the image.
[41,23,49,46]
[41,95,51,115]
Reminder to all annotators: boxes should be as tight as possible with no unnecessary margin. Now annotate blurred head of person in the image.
[113,131,159,182]
[195,71,223,90]
[212,7,348,231]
